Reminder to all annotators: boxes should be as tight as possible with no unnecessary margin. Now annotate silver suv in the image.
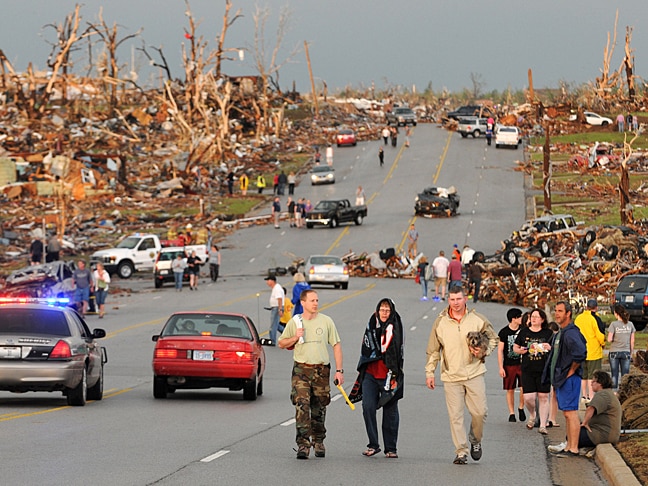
[457,117,489,138]
[386,107,417,126]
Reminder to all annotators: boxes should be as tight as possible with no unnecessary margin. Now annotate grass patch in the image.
[530,130,648,147]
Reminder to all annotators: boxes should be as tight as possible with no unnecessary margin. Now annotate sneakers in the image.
[518,408,526,422]
[313,443,325,458]
[420,296,429,301]
[453,454,468,465]
[548,441,567,453]
[470,443,482,461]
[508,414,516,422]
[296,445,310,459]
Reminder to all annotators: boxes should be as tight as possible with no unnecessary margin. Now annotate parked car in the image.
[414,186,460,217]
[457,117,489,138]
[495,126,521,149]
[447,105,485,120]
[386,107,417,126]
[151,312,266,400]
[336,129,357,147]
[614,275,648,331]
[569,111,613,126]
[0,297,107,405]
[304,255,349,289]
[309,165,335,185]
[305,199,367,228]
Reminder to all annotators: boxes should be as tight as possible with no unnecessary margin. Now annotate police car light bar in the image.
[0,297,71,306]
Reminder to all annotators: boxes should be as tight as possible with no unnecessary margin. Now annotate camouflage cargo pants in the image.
[291,362,331,447]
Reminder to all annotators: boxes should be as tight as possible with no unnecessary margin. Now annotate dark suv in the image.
[614,274,648,331]
[447,105,485,120]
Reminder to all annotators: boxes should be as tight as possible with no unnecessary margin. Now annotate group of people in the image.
[171,250,203,291]
[616,113,639,132]
[270,280,627,465]
[414,237,484,303]
[29,233,62,265]
[380,125,405,148]
[498,300,629,458]
[271,196,313,229]
[72,260,110,319]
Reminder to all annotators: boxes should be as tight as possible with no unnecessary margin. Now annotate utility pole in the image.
[304,41,319,119]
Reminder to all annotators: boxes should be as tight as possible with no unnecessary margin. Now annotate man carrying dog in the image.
[425,286,498,465]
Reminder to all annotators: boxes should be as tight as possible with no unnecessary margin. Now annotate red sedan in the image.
[152,312,266,400]
[336,129,357,147]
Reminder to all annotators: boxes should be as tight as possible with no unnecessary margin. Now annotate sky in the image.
[1,1,646,96]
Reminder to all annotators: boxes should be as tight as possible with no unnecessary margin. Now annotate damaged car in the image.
[414,186,460,217]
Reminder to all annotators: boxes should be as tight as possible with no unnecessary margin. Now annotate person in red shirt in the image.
[448,254,463,290]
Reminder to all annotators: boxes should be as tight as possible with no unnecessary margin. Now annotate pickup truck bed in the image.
[305,199,368,228]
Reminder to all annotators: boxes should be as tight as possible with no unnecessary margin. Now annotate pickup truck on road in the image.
[305,199,368,228]
[91,233,207,279]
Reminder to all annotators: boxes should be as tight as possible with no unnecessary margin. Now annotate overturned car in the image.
[414,186,460,217]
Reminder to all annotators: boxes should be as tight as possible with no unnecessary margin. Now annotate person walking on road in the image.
[431,250,450,301]
[607,304,635,390]
[406,223,418,259]
[208,245,221,282]
[417,256,429,301]
[92,262,110,318]
[172,253,186,291]
[542,301,587,458]
[378,146,385,167]
[72,260,93,316]
[425,286,498,465]
[278,289,344,460]
[256,174,266,194]
[265,275,284,345]
[291,273,311,315]
[186,250,202,290]
[497,308,526,423]
[350,298,404,459]
[381,126,390,145]
[272,197,281,228]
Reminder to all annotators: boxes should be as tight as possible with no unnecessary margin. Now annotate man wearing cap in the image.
[265,275,285,345]
[574,299,606,401]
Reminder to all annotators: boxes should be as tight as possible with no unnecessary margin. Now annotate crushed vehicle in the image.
[414,186,460,217]
[305,199,368,228]
[3,261,77,303]
[517,214,583,239]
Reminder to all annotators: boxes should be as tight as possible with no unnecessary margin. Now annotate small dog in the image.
[466,331,490,363]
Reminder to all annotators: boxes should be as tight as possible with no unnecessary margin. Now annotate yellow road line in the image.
[325,226,350,255]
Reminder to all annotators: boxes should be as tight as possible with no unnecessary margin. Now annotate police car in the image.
[0,297,107,406]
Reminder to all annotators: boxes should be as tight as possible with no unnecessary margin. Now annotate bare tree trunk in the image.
[543,122,551,213]
[622,26,636,101]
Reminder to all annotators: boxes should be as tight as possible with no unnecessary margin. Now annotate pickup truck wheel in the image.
[472,251,485,263]
[472,130,481,138]
[154,278,163,289]
[355,214,364,225]
[342,282,348,290]
[329,218,338,229]
[460,133,468,138]
[495,144,500,149]
[306,223,313,229]
[117,261,134,279]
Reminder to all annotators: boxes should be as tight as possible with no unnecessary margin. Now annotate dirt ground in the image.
[614,434,648,484]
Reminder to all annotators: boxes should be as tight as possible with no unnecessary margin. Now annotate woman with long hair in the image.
[513,308,553,434]
[608,304,636,389]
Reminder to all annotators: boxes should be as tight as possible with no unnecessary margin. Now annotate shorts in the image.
[502,364,522,390]
[434,277,447,288]
[521,370,551,394]
[555,374,582,411]
[582,359,602,379]
[74,286,90,303]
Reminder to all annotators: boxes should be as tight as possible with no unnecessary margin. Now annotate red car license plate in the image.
[193,350,213,361]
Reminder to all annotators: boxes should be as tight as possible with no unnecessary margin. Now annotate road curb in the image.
[595,443,642,486]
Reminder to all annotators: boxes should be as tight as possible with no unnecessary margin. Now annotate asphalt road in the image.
[0,125,608,485]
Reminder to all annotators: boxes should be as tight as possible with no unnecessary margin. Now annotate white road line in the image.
[201,450,230,462]
[250,257,255,263]
[410,326,417,331]
[281,418,296,426]
[266,243,272,248]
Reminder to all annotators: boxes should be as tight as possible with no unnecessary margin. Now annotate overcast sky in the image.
[1,1,646,95]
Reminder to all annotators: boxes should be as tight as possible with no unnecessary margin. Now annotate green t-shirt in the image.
[281,313,340,365]
[587,388,622,444]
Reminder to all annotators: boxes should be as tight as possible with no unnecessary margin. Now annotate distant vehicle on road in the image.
[447,105,486,120]
[495,126,521,149]
[304,255,349,289]
[387,107,417,126]
[336,129,357,147]
[305,199,367,228]
[457,117,489,138]
[309,165,335,185]
[414,186,460,217]
[152,312,266,400]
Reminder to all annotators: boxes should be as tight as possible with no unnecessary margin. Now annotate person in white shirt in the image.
[265,275,285,345]
[432,250,450,301]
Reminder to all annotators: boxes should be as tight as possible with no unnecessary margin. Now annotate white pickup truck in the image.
[90,233,207,279]
[495,126,521,149]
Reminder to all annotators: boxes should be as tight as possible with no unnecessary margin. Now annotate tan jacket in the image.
[425,307,499,383]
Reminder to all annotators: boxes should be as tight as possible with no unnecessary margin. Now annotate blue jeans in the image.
[420,278,428,297]
[174,271,183,290]
[609,351,631,388]
[362,372,400,453]
[269,307,280,343]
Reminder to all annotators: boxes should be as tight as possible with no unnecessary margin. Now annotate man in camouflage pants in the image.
[279,289,344,459]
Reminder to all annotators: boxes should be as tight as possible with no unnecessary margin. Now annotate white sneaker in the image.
[548,441,567,453]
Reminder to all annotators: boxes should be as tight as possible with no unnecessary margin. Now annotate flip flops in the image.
[362,447,381,457]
